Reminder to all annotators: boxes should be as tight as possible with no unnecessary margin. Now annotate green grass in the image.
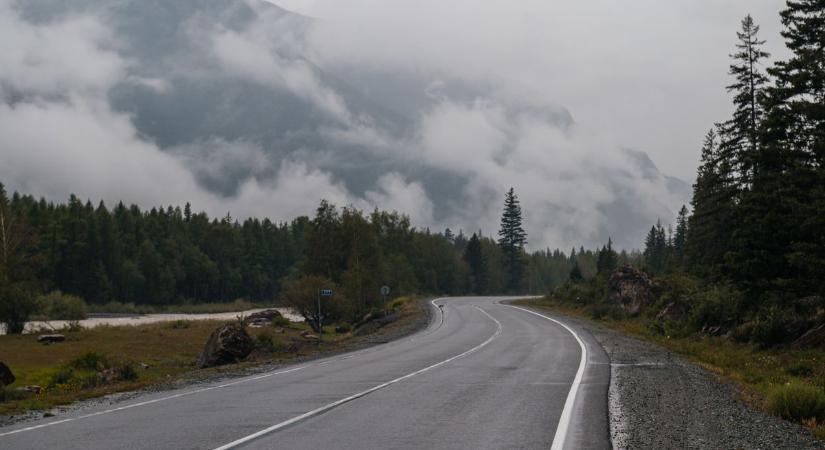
[517,297,825,438]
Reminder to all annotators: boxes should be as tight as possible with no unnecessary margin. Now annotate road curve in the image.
[0,297,610,450]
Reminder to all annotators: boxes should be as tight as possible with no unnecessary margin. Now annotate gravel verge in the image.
[0,298,434,428]
[556,313,824,450]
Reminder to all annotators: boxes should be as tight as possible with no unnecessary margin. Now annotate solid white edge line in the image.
[0,366,307,438]
[212,305,502,450]
[506,305,587,450]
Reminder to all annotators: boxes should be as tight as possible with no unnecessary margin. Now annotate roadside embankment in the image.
[518,300,825,450]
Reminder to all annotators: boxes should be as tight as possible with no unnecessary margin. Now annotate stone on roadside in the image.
[15,385,42,394]
[37,334,66,343]
[196,323,254,368]
[0,362,15,387]
[300,330,319,341]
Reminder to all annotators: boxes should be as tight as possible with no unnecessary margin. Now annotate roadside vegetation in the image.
[0,295,421,416]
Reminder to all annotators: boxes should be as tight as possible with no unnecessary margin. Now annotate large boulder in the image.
[0,362,14,387]
[608,266,655,317]
[37,334,66,343]
[196,324,254,368]
[245,309,282,323]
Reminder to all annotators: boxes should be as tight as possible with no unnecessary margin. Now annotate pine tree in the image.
[569,260,584,283]
[498,188,527,292]
[717,14,771,186]
[463,233,485,293]
[673,205,689,266]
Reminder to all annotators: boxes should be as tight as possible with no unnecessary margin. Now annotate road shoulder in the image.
[523,305,823,449]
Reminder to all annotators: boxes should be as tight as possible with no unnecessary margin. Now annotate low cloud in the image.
[0,0,746,250]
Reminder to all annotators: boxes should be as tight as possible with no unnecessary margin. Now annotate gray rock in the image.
[245,309,282,322]
[196,324,254,368]
[608,266,655,316]
[37,334,66,343]
[0,362,14,387]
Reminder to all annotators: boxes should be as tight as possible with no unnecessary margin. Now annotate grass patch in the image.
[768,383,825,422]
[517,297,825,437]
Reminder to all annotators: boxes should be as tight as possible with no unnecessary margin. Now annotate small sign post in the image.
[318,288,333,342]
[380,285,391,311]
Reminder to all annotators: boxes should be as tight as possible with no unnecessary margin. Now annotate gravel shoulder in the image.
[0,298,434,428]
[550,312,824,450]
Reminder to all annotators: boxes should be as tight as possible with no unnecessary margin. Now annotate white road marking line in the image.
[0,366,307,438]
[505,305,587,450]
[212,305,502,450]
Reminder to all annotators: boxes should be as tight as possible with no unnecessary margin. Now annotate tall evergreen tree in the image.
[463,233,485,293]
[672,205,689,266]
[717,14,771,186]
[498,188,527,292]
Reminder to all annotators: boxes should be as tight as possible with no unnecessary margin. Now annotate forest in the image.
[0,182,636,333]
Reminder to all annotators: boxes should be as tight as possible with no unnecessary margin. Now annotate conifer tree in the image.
[498,188,527,292]
[463,233,485,293]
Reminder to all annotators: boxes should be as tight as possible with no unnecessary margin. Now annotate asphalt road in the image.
[0,297,610,450]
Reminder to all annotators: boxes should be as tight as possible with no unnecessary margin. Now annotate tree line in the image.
[0,183,624,332]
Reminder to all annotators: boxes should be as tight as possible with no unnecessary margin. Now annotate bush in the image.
[688,284,744,330]
[0,283,37,334]
[788,362,815,377]
[0,386,31,403]
[37,291,87,321]
[271,315,291,328]
[48,367,75,388]
[768,383,825,422]
[118,363,139,381]
[166,320,191,329]
[254,332,275,352]
[70,352,110,371]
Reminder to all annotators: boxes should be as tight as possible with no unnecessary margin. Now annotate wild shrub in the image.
[166,320,191,330]
[254,331,275,352]
[48,367,75,388]
[70,352,110,371]
[787,361,815,377]
[118,363,139,381]
[271,315,291,328]
[688,284,744,331]
[37,291,87,321]
[768,383,825,422]
[0,386,31,403]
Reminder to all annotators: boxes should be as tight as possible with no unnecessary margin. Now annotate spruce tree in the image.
[498,188,527,292]
[463,233,485,293]
[717,14,771,186]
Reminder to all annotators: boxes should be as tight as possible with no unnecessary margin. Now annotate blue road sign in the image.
[320,289,333,297]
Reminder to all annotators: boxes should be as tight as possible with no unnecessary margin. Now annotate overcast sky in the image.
[0,0,792,250]
[274,0,788,180]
